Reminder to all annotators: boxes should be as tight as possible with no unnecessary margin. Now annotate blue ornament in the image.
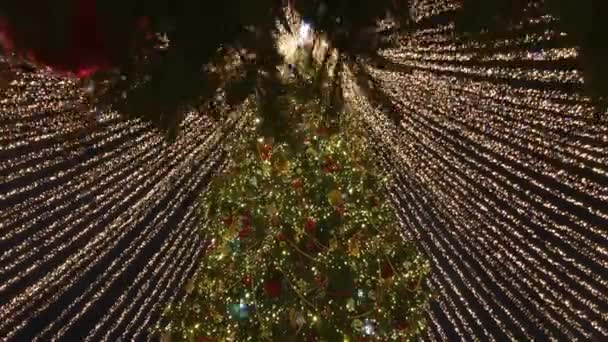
[228,303,250,320]
[229,239,241,253]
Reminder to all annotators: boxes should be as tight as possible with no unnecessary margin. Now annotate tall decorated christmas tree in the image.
[156,7,432,339]
[160,124,431,341]
[159,77,432,340]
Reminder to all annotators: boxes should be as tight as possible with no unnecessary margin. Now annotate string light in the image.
[0,63,254,340]
[341,1,607,338]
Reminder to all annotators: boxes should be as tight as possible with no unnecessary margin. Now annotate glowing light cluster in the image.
[0,63,253,340]
[341,1,607,339]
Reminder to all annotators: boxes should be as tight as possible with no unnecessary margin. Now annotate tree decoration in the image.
[160,123,431,341]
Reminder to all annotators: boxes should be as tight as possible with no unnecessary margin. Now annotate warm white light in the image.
[298,22,313,46]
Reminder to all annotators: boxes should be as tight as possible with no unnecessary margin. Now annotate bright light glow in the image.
[298,22,312,46]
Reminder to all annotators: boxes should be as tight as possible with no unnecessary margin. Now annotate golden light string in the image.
[1,152,214,340]
[340,17,606,337]
[45,200,203,341]
[366,69,605,332]
[390,170,563,339]
[376,51,605,174]
[0,131,159,273]
[366,60,605,228]
[355,94,564,339]
[0,117,145,187]
[352,85,536,340]
[76,210,201,341]
[400,93,608,272]
[103,110,253,341]
[394,172,543,338]
[2,0,608,339]
[1,131,223,339]
[394,23,564,54]
[345,80,483,339]
[32,113,230,339]
[385,138,592,338]
[126,220,205,340]
[0,131,175,295]
[383,47,580,64]
[97,114,252,341]
[369,67,608,251]
[446,85,608,160]
[0,130,163,273]
[410,0,458,22]
[0,121,151,214]
[377,58,582,86]
[0,63,228,336]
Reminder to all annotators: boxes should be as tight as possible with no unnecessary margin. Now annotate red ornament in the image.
[315,126,330,137]
[223,216,234,227]
[292,178,303,190]
[264,278,282,298]
[243,276,252,286]
[260,143,273,161]
[239,226,252,238]
[381,261,394,279]
[322,157,339,173]
[276,232,287,241]
[304,217,316,233]
[395,320,410,331]
[335,204,345,217]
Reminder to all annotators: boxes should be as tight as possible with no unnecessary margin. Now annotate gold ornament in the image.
[328,189,343,206]
[274,158,291,174]
[222,229,235,240]
[329,238,339,250]
[211,309,223,321]
[296,279,308,291]
[348,239,360,256]
[346,298,356,312]
[352,319,363,330]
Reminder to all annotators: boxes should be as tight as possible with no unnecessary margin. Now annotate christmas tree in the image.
[159,102,431,340]
[155,12,433,339]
